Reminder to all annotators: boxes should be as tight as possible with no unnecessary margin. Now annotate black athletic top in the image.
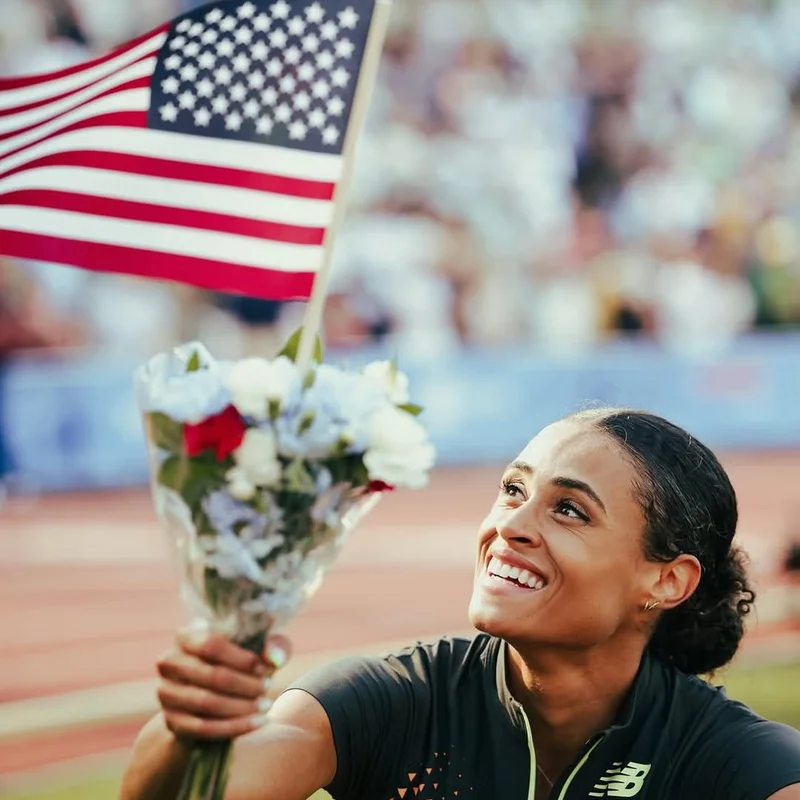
[290,634,800,800]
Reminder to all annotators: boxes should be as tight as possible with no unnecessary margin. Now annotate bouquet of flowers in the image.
[134,331,435,800]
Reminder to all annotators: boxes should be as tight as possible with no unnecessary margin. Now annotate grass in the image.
[4,661,799,800]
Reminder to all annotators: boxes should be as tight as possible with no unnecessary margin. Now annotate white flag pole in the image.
[295,0,392,372]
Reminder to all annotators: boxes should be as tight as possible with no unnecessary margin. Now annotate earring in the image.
[643,600,661,612]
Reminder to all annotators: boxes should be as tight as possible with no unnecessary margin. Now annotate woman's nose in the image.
[496,504,543,548]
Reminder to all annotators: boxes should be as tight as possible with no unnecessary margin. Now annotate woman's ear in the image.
[651,554,702,610]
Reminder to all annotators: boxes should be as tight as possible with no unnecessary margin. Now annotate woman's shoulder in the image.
[669,669,800,798]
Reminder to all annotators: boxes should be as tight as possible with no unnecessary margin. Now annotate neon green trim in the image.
[518,705,537,800]
[556,738,603,800]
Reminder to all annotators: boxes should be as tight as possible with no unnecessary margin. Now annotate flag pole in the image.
[295,0,392,372]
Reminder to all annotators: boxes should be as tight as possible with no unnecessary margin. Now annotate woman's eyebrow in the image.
[504,461,607,513]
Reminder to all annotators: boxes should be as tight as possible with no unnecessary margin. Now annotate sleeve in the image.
[685,716,800,800]
[285,645,434,800]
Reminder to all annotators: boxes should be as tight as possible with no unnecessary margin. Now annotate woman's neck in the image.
[504,638,645,774]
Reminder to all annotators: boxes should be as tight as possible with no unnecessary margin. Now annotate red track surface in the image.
[1,456,799,776]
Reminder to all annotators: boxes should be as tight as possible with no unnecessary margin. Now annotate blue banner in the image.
[2,335,800,492]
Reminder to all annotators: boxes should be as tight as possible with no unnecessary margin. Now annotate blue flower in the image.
[138,353,232,423]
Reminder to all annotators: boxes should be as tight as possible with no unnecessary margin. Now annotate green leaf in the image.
[278,327,324,365]
[148,412,184,453]
[397,403,424,417]
[186,350,202,373]
[283,458,316,494]
[157,455,185,492]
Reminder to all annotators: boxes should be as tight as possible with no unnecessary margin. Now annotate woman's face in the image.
[468,419,656,649]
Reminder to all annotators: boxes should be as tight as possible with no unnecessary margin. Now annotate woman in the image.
[121,409,800,800]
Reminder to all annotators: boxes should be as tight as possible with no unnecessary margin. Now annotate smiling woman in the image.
[120,408,800,800]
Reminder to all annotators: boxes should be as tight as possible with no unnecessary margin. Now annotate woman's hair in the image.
[570,407,755,675]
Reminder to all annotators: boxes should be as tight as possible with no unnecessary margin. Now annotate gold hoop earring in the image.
[643,600,661,612]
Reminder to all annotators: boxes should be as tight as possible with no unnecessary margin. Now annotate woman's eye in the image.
[500,479,524,498]
[556,500,589,522]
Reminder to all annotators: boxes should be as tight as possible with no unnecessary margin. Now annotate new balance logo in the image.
[588,762,651,797]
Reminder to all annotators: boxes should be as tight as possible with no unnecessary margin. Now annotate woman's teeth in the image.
[488,556,546,590]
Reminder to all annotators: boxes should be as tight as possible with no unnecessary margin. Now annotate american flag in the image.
[0,0,377,300]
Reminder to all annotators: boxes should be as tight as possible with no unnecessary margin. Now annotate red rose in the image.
[366,480,395,495]
[183,405,246,461]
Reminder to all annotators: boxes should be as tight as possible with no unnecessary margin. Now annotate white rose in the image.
[225,468,256,501]
[231,428,282,488]
[363,406,436,489]
[363,360,410,405]
[225,356,300,420]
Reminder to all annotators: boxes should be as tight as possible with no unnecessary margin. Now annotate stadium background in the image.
[1,0,800,797]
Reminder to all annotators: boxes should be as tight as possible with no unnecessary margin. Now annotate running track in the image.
[1,457,799,777]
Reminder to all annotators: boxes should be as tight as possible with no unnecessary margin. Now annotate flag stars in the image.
[320,20,338,40]
[275,102,292,123]
[294,91,311,111]
[180,63,199,82]
[335,38,355,59]
[216,38,235,57]
[302,33,320,52]
[305,2,325,23]
[338,7,359,29]
[211,94,230,114]
[194,106,212,127]
[312,78,330,98]
[328,96,345,115]
[298,62,316,82]
[197,77,215,97]
[285,46,302,65]
[331,67,350,88]
[280,74,297,93]
[189,22,205,38]
[288,16,306,36]
[251,40,269,61]
[248,70,266,89]
[266,58,283,77]
[176,19,191,33]
[270,0,291,19]
[214,64,233,85]
[269,29,288,49]
[229,82,248,103]
[164,54,182,70]
[225,110,244,130]
[261,86,279,105]
[232,52,251,72]
[159,102,179,123]
[197,51,217,70]
[183,40,201,58]
[237,1,256,18]
[206,8,224,24]
[256,115,274,135]
[289,120,308,140]
[220,15,237,32]
[322,124,340,145]
[234,26,253,45]
[161,75,180,94]
[253,13,271,32]
[170,36,187,50]
[317,50,335,70]
[308,107,326,128]
[243,97,261,118]
[201,28,218,44]
[178,90,197,109]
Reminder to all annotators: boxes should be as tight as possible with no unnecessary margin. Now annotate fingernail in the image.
[267,643,288,669]
[257,696,273,714]
[250,713,268,729]
[262,677,273,693]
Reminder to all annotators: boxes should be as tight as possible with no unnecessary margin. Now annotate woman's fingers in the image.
[176,625,267,676]
[157,679,270,720]
[162,708,267,742]
[262,634,292,679]
[156,651,266,700]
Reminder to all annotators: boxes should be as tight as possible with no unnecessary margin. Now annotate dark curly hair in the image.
[570,408,755,675]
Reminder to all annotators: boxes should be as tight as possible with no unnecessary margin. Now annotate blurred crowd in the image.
[2,0,800,362]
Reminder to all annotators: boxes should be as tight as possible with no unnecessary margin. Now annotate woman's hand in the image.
[155,623,291,742]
